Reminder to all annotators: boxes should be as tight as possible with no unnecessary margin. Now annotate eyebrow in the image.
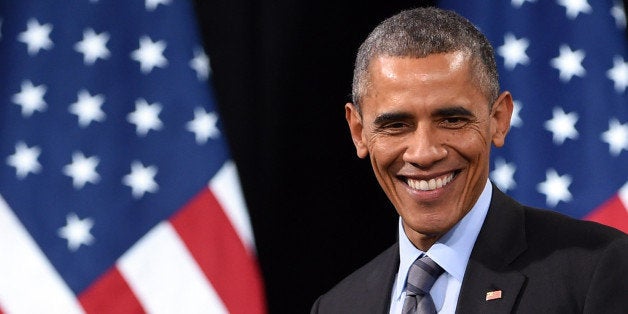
[373,106,474,124]
[373,112,413,126]
[433,106,474,117]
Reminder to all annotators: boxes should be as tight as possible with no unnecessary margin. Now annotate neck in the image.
[402,223,442,252]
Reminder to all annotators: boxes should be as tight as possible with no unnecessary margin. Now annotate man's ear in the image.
[490,91,514,148]
[345,103,369,158]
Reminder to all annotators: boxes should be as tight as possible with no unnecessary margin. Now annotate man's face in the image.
[346,52,512,249]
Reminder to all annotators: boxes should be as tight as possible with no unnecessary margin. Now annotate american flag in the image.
[438,0,628,232]
[0,1,266,313]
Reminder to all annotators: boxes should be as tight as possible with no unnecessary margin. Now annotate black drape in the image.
[192,1,627,313]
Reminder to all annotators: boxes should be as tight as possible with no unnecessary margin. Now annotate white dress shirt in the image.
[389,180,492,314]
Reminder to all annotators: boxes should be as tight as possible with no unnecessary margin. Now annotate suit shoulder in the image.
[523,206,628,246]
[329,243,398,291]
[311,244,398,313]
[490,187,627,244]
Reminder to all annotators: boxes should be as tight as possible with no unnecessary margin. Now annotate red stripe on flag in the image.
[79,267,145,314]
[171,188,267,314]
[584,194,628,234]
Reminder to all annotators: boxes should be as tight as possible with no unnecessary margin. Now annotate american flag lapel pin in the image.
[486,290,503,301]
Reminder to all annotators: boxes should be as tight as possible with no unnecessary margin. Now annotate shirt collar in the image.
[392,180,493,301]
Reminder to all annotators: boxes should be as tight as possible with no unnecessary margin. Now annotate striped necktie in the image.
[402,255,444,314]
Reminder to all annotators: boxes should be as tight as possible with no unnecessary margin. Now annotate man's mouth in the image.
[406,172,457,191]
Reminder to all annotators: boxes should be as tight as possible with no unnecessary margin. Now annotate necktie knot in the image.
[402,255,444,314]
[405,255,444,296]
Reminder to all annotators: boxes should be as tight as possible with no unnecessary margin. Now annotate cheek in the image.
[366,135,406,183]
[449,128,492,201]
[369,146,395,178]
[444,126,491,159]
[367,135,403,164]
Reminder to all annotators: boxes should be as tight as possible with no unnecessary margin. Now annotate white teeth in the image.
[419,180,428,190]
[407,173,454,191]
[428,179,436,190]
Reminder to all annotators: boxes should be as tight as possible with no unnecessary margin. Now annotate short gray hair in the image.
[352,7,499,111]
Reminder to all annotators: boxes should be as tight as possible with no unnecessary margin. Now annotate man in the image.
[311,7,628,314]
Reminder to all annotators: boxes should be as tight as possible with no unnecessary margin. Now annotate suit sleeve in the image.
[583,236,628,313]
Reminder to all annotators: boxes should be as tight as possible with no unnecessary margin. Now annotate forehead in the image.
[361,52,486,112]
[370,52,470,86]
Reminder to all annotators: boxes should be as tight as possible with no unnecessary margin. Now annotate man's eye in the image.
[386,122,407,128]
[375,122,410,134]
[441,117,468,128]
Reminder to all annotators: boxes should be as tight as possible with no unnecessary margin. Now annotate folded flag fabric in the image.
[0,1,266,313]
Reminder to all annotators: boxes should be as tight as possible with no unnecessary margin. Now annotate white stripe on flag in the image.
[210,160,257,252]
[117,221,227,314]
[0,194,85,314]
[619,181,628,212]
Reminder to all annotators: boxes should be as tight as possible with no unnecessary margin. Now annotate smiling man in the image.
[311,7,628,314]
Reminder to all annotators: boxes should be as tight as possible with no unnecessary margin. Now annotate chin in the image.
[405,213,450,236]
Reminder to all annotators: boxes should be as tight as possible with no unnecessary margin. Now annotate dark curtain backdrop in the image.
[192,1,626,313]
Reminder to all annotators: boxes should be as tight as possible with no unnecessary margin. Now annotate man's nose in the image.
[402,126,448,168]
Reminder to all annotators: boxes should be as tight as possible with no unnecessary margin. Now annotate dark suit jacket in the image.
[311,186,628,313]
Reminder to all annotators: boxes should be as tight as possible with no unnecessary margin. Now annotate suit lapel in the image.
[456,186,528,314]
[365,243,400,313]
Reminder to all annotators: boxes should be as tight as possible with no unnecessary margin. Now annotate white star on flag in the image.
[544,107,579,145]
[491,158,517,192]
[606,56,628,93]
[557,0,593,19]
[62,152,101,189]
[127,98,163,136]
[145,0,172,11]
[131,36,168,74]
[537,169,573,207]
[511,100,523,127]
[601,118,628,156]
[498,33,530,70]
[511,0,536,8]
[6,141,42,180]
[74,28,110,65]
[186,107,220,144]
[551,44,587,82]
[610,2,626,28]
[11,80,47,118]
[57,213,95,252]
[190,47,210,81]
[18,18,53,56]
[69,90,106,128]
[122,160,159,199]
